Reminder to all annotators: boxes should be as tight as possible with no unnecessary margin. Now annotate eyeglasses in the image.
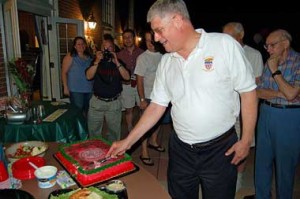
[152,16,176,35]
[264,39,285,50]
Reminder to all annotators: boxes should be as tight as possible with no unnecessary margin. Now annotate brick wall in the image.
[58,0,102,48]
[0,25,8,97]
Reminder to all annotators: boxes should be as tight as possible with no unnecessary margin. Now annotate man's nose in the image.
[154,33,161,42]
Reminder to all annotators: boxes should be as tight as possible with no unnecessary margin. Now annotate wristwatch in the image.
[272,70,282,78]
[117,64,123,69]
[140,98,145,102]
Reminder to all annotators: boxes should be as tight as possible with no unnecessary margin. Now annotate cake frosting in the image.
[55,138,135,187]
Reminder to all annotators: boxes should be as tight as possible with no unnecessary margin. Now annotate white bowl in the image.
[34,165,57,188]
[5,141,48,162]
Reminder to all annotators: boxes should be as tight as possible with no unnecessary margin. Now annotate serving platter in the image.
[48,186,121,199]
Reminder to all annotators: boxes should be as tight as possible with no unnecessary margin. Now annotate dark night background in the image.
[121,0,300,61]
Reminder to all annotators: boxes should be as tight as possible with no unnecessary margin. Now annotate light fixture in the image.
[87,13,97,30]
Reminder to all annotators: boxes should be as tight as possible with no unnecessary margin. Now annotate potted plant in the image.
[8,58,36,107]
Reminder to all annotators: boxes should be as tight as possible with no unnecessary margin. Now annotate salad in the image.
[49,187,118,199]
[7,144,47,158]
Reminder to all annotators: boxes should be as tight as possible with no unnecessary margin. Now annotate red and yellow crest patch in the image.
[203,56,214,71]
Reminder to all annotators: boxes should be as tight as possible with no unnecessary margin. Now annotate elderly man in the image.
[255,29,300,199]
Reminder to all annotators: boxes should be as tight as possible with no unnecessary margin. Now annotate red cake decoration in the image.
[54,138,136,187]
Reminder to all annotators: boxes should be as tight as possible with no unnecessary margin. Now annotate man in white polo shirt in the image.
[107,1,257,198]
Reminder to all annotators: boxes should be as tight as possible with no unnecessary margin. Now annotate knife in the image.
[97,156,111,164]
[88,157,112,167]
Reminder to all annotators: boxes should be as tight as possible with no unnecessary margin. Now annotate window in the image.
[102,0,115,28]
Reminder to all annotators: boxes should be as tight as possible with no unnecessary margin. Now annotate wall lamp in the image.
[87,13,97,30]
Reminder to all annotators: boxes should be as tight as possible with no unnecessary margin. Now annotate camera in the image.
[103,49,113,61]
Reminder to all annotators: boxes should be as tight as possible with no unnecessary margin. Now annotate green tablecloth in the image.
[0,101,88,143]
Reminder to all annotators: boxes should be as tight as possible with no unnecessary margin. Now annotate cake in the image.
[54,138,136,187]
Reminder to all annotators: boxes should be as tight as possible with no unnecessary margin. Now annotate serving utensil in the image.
[97,157,112,164]
[88,157,112,168]
[8,105,18,113]
[29,161,39,171]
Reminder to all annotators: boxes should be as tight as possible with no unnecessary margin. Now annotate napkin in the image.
[56,170,76,189]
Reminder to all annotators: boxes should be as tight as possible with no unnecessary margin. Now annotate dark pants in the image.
[70,92,92,116]
[168,129,237,199]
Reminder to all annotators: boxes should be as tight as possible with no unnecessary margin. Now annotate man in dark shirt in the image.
[86,36,130,142]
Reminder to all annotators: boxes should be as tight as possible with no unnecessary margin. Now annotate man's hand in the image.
[267,55,280,73]
[225,140,250,165]
[95,51,103,63]
[106,138,132,158]
[139,100,148,110]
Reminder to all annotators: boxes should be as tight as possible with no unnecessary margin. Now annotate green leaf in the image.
[11,74,27,92]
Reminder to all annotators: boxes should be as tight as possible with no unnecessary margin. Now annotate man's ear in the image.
[240,31,245,40]
[173,14,183,29]
[282,39,289,49]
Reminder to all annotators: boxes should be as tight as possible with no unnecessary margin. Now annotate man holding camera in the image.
[86,35,130,142]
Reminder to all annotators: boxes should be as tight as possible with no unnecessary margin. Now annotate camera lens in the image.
[103,49,112,60]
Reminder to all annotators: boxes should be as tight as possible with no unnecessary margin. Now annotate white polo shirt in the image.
[243,45,264,78]
[134,50,162,98]
[151,29,256,144]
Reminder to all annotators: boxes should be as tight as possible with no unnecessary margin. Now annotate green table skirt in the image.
[0,101,88,143]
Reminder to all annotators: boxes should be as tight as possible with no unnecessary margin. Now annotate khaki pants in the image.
[87,95,122,142]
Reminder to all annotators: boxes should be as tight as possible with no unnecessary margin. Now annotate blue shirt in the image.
[68,55,93,93]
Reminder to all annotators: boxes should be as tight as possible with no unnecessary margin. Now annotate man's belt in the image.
[94,93,120,102]
[261,100,300,109]
[191,126,235,149]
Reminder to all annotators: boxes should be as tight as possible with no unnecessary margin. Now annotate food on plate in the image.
[6,141,48,163]
[106,180,126,192]
[31,145,47,156]
[49,187,117,199]
[7,144,47,158]
[105,180,128,198]
[69,188,101,199]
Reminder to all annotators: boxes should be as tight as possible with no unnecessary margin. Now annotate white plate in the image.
[5,141,48,162]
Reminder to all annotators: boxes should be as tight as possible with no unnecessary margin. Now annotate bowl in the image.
[34,165,57,188]
[12,156,46,180]
[5,111,27,124]
[0,189,34,199]
[5,141,48,162]
[106,180,128,199]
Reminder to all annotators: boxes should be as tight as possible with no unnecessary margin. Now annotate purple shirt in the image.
[117,47,144,75]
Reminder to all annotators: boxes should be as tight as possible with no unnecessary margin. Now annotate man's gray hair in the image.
[276,29,293,42]
[147,0,190,23]
[223,22,244,35]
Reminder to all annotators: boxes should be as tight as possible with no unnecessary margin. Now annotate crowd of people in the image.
[62,0,300,198]
[62,30,169,165]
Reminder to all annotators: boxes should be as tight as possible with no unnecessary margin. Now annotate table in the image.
[0,101,88,143]
[16,142,171,199]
